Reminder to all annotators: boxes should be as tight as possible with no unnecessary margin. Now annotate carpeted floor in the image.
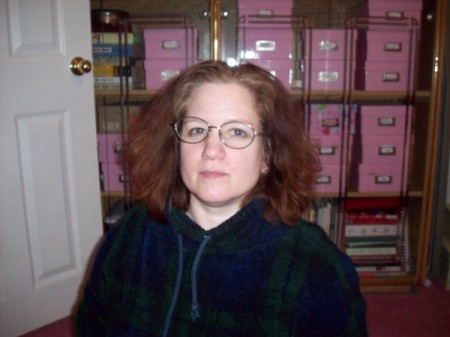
[20,280,450,337]
[364,280,450,337]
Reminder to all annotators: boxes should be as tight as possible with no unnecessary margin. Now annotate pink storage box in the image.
[238,0,292,18]
[310,134,343,165]
[367,0,422,22]
[351,164,407,193]
[308,103,357,135]
[97,133,107,163]
[305,29,350,60]
[356,135,407,165]
[314,164,343,194]
[238,28,293,60]
[103,162,128,192]
[359,105,408,135]
[305,59,352,91]
[246,59,294,89]
[144,59,195,90]
[144,28,197,60]
[355,61,411,91]
[352,0,422,23]
[97,133,124,163]
[358,31,413,62]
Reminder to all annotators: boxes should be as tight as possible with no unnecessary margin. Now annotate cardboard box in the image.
[238,0,292,19]
[144,59,195,90]
[96,103,143,132]
[314,164,343,193]
[305,29,350,60]
[358,105,408,135]
[238,28,294,60]
[97,133,124,164]
[305,58,352,91]
[144,28,197,60]
[103,162,129,192]
[246,59,296,89]
[308,103,357,135]
[356,134,407,165]
[310,134,344,165]
[358,30,413,62]
[351,164,408,193]
[353,0,422,22]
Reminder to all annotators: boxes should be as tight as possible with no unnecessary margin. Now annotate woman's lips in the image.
[200,170,226,179]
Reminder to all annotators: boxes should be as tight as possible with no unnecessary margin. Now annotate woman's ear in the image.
[261,160,269,175]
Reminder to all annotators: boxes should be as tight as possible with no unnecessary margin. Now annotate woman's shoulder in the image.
[283,218,351,265]
[288,218,333,247]
[100,203,166,253]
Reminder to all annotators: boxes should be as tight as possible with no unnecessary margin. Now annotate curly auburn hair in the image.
[124,61,320,226]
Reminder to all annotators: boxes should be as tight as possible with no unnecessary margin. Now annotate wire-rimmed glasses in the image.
[171,116,265,149]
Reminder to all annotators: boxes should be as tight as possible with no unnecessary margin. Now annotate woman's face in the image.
[180,82,267,212]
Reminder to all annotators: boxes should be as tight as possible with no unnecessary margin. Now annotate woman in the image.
[75,61,367,336]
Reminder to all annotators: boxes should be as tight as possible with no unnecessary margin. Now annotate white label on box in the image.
[256,40,276,52]
[384,42,402,52]
[318,71,338,82]
[319,146,336,155]
[316,175,332,184]
[320,40,339,51]
[382,72,400,82]
[162,40,180,50]
[161,69,180,81]
[255,9,274,16]
[378,117,396,126]
[113,143,123,154]
[379,145,396,155]
[375,175,393,184]
[386,11,404,19]
[321,118,340,128]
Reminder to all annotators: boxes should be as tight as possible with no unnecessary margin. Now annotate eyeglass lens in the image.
[174,117,257,149]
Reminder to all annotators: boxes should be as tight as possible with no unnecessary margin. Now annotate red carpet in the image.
[20,280,450,337]
[364,281,450,337]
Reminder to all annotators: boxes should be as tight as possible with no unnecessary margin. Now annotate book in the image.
[306,198,339,240]
[94,76,145,89]
[92,44,145,58]
[96,103,144,132]
[345,223,398,237]
[346,211,399,225]
[356,265,403,273]
[345,246,397,256]
[93,65,133,77]
[94,56,135,66]
[346,237,399,248]
[92,32,143,45]
[350,254,403,267]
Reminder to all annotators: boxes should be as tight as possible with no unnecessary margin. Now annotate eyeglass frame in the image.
[171,116,266,149]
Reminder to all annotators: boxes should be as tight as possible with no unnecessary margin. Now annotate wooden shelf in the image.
[95,88,432,103]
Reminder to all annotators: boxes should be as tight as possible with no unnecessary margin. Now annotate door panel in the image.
[0,0,103,336]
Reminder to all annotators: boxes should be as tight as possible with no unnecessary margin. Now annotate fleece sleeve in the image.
[74,225,120,337]
[291,227,368,337]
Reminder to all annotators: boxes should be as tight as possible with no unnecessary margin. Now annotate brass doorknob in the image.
[70,57,92,76]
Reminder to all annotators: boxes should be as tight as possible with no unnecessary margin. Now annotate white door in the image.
[0,0,103,336]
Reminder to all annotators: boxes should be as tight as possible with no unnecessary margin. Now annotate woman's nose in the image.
[201,128,225,159]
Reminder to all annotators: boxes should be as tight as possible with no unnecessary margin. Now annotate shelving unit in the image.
[90,0,445,290]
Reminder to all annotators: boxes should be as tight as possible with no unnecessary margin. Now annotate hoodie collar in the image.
[167,198,287,251]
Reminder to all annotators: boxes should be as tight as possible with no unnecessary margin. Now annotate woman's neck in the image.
[187,197,242,230]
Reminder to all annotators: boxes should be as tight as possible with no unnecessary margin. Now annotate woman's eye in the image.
[228,128,248,138]
[188,127,207,136]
